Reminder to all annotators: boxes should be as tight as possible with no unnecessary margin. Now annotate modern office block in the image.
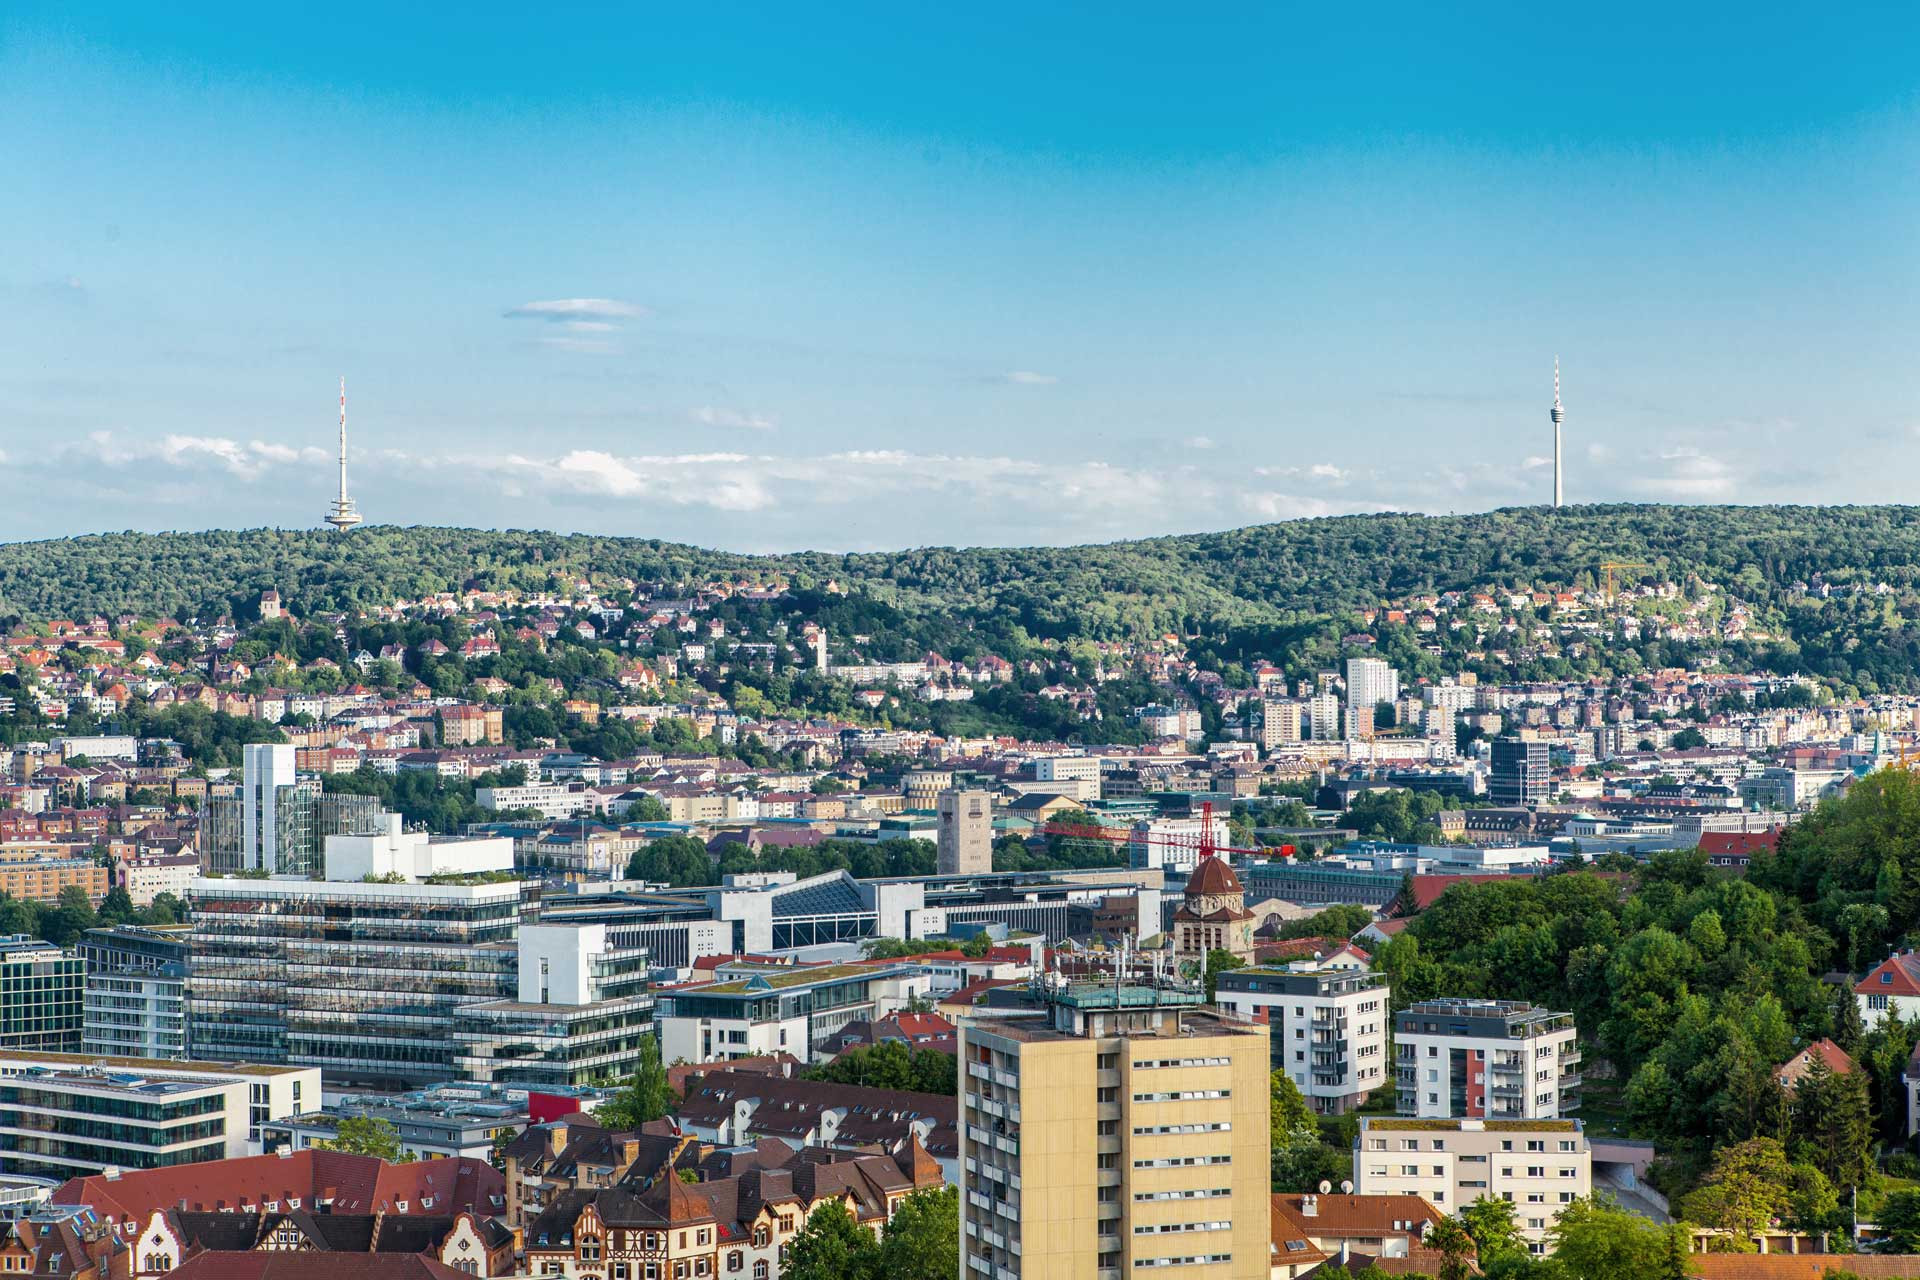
[0,937,83,1053]
[187,875,521,1088]
[0,1050,317,1178]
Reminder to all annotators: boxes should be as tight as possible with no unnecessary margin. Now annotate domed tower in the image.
[1174,853,1256,969]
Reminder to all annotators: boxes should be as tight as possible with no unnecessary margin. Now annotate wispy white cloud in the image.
[56,431,329,479]
[693,407,778,431]
[1251,462,1350,485]
[1521,454,1554,470]
[1185,435,1215,450]
[1001,370,1057,385]
[1632,447,1736,499]
[503,298,647,323]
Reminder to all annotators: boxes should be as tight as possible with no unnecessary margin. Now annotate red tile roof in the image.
[52,1151,502,1224]
[1856,952,1920,998]
[1697,829,1781,858]
[1778,1038,1857,1085]
[1271,1192,1441,1237]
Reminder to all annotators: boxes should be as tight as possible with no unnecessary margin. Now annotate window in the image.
[752,1266,767,1280]
[727,1254,742,1274]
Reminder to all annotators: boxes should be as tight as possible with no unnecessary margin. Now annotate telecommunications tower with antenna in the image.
[325,376,363,532]
[1550,358,1565,509]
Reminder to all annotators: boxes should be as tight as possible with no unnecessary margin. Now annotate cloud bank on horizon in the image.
[2,5,1916,548]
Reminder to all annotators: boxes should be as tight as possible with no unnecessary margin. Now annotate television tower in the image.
[1550,358,1565,509]
[325,376,363,532]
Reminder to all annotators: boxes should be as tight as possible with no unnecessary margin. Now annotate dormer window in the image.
[1884,972,1894,984]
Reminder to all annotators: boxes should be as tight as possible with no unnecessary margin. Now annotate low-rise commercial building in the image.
[0,1050,317,1179]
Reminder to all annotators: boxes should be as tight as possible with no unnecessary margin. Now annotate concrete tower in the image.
[1551,357,1565,509]
[325,376,363,532]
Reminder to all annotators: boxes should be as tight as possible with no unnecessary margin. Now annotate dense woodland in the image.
[12,505,1920,689]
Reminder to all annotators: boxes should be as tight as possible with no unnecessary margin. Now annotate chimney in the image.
[1299,1194,1316,1217]
[620,1140,641,1170]
[546,1122,569,1160]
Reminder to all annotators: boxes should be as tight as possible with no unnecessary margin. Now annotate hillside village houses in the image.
[12,570,1920,1280]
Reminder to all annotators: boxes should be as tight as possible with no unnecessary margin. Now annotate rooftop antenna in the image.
[326,376,363,532]
[1550,358,1565,510]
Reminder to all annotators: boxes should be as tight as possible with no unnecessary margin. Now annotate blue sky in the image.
[4,3,1918,550]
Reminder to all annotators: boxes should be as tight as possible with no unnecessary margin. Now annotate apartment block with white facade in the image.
[1212,964,1389,1114]
[1352,1117,1592,1252]
[1394,999,1580,1120]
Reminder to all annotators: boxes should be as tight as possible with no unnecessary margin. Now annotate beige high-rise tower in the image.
[958,980,1271,1280]
[937,787,993,875]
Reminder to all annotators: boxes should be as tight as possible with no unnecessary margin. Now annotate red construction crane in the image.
[1039,800,1294,863]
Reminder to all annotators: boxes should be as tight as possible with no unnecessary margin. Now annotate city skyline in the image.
[5,4,1919,551]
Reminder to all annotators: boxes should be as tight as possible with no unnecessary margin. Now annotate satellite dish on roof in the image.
[1318,1181,1332,1193]
[1340,1180,1354,1194]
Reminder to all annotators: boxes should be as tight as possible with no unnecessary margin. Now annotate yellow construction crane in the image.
[1601,561,1652,601]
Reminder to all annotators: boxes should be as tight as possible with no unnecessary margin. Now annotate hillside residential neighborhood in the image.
[0,564,1917,1280]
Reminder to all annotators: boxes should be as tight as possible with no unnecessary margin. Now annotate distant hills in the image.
[6,505,1920,689]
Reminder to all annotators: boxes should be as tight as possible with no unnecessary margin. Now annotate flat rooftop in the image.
[0,1049,310,1078]
[694,962,906,995]
[1363,1118,1582,1133]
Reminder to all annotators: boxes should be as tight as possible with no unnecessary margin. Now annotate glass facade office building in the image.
[0,936,84,1052]
[188,877,523,1088]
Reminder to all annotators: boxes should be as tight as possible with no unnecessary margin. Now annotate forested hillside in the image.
[9,504,1920,688]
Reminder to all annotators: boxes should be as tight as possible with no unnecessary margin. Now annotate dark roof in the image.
[676,1071,957,1157]
[164,1255,470,1280]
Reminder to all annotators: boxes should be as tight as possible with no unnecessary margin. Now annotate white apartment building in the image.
[1212,963,1390,1114]
[1422,684,1479,715]
[1353,1117,1592,1251]
[1307,692,1343,741]
[1034,755,1103,783]
[1394,999,1580,1120]
[474,781,591,819]
[118,852,199,906]
[1345,659,1401,738]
